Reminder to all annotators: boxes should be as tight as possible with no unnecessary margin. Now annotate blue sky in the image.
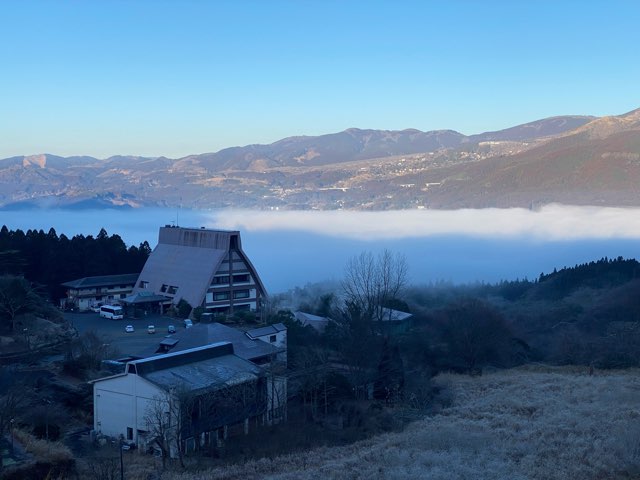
[1,1,639,159]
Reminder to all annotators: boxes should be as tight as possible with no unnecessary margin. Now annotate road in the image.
[64,311,183,357]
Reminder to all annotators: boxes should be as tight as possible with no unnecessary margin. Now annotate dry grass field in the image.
[162,366,640,480]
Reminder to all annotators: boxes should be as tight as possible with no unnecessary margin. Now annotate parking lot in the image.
[65,311,185,357]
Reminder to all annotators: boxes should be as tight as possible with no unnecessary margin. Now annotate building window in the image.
[269,335,277,343]
[213,292,229,301]
[167,286,178,295]
[232,274,250,283]
[127,427,133,440]
[213,276,229,285]
[120,293,126,299]
[95,296,103,301]
[139,281,149,289]
[160,284,168,293]
[233,290,250,299]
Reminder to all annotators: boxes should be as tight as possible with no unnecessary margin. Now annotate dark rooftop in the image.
[62,273,140,289]
[135,322,282,361]
[245,323,287,339]
[129,342,262,393]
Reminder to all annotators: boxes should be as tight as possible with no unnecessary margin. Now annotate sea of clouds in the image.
[210,204,640,241]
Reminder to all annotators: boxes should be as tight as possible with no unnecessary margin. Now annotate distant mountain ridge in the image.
[2,109,639,210]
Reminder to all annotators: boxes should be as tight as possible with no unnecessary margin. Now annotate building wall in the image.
[93,373,163,444]
[133,227,266,318]
[253,330,287,350]
[204,252,263,316]
[67,283,135,311]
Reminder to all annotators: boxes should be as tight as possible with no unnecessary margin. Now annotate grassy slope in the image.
[164,366,640,480]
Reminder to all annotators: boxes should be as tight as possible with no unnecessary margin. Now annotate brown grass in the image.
[161,366,640,480]
[13,429,73,464]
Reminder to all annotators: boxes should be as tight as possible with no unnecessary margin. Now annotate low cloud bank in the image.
[209,205,640,241]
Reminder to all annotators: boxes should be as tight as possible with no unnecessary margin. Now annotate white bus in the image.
[100,305,124,320]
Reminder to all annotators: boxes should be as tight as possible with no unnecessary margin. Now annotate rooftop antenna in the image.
[176,197,182,227]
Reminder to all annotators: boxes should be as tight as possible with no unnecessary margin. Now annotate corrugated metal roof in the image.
[132,342,234,374]
[61,273,139,289]
[128,342,262,393]
[142,355,261,393]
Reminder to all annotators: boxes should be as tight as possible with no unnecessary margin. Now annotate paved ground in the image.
[64,312,184,357]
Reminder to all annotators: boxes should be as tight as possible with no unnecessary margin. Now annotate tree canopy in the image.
[0,226,150,302]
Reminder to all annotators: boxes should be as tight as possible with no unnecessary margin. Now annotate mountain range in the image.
[2,108,639,210]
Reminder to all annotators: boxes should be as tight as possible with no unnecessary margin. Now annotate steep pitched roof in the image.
[61,273,139,289]
[133,226,267,309]
[134,242,226,308]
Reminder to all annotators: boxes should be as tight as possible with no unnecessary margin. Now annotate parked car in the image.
[147,325,156,334]
[125,325,134,333]
[167,325,176,334]
[183,319,193,328]
[90,303,103,313]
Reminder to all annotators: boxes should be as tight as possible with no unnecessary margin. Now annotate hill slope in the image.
[162,367,640,480]
[413,108,640,207]
[4,110,640,209]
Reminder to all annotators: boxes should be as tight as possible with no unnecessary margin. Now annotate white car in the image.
[125,325,134,333]
[90,304,103,313]
[147,325,156,334]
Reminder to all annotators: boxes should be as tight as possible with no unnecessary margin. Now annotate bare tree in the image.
[0,367,26,464]
[145,377,268,464]
[0,275,39,333]
[342,249,408,329]
[65,331,121,379]
[144,394,173,469]
[144,386,197,469]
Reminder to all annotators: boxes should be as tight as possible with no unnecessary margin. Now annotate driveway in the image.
[64,312,184,357]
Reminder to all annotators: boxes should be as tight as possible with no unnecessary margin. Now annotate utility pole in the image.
[120,441,124,480]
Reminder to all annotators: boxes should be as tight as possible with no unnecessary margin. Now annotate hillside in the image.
[4,110,640,210]
[411,108,640,208]
[160,367,640,480]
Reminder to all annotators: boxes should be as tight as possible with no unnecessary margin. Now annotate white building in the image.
[245,323,287,349]
[61,273,139,311]
[131,226,267,319]
[91,342,286,455]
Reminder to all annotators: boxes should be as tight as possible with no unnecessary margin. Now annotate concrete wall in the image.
[93,373,164,444]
